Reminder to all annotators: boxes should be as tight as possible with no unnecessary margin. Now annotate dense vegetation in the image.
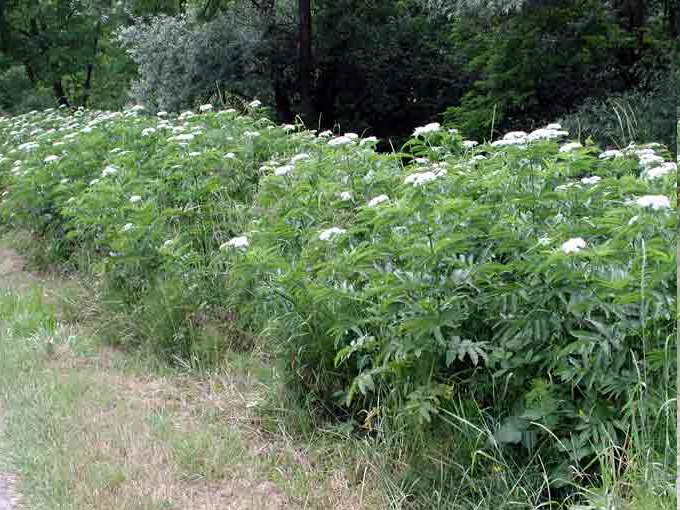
[0,0,677,150]
[0,0,676,507]
[0,106,675,507]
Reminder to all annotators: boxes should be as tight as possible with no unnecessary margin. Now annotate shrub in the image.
[0,108,675,492]
[117,13,267,113]
[0,66,54,114]
[559,70,677,153]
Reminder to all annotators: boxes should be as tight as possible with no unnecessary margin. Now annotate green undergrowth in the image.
[0,107,676,507]
[0,280,386,509]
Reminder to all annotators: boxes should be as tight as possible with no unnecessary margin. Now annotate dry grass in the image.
[0,243,386,510]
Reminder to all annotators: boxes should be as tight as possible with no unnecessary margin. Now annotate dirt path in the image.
[0,472,18,510]
[0,407,20,510]
[0,247,36,293]
[0,248,26,510]
[0,245,382,509]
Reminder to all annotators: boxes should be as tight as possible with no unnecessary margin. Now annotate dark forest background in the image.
[0,0,677,149]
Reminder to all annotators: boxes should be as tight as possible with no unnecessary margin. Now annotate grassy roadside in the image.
[0,247,385,509]
[0,232,674,510]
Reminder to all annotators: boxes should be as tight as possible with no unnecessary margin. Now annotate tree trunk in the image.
[259,0,294,123]
[630,0,645,47]
[82,22,100,108]
[53,80,69,107]
[0,0,8,52]
[82,63,94,107]
[299,0,313,123]
[669,0,678,39]
[24,63,37,83]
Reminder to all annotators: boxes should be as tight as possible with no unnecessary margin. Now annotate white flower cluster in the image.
[169,133,195,142]
[491,123,569,148]
[367,195,389,207]
[360,136,378,146]
[18,141,39,152]
[274,165,294,176]
[598,149,623,159]
[404,162,446,187]
[580,176,601,185]
[636,195,670,210]
[328,136,354,147]
[102,164,119,177]
[561,237,586,254]
[220,235,249,250]
[413,122,440,137]
[643,162,676,180]
[319,227,347,241]
[559,142,582,153]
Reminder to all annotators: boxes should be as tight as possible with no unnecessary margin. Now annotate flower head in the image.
[561,237,586,254]
[638,154,664,169]
[367,194,389,207]
[129,195,142,203]
[413,123,440,137]
[274,165,294,176]
[248,99,262,108]
[328,136,354,147]
[319,227,347,241]
[636,195,670,210]
[598,149,623,160]
[290,153,311,164]
[580,176,601,185]
[404,170,439,187]
[220,235,249,250]
[644,162,675,179]
[559,142,583,153]
[171,133,195,142]
[199,104,213,112]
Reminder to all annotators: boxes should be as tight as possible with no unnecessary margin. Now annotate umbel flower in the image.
[220,236,249,250]
[561,237,586,254]
[319,227,347,241]
[367,195,389,207]
[413,123,440,137]
[636,195,670,210]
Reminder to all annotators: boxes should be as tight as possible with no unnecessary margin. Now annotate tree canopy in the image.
[0,0,676,147]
